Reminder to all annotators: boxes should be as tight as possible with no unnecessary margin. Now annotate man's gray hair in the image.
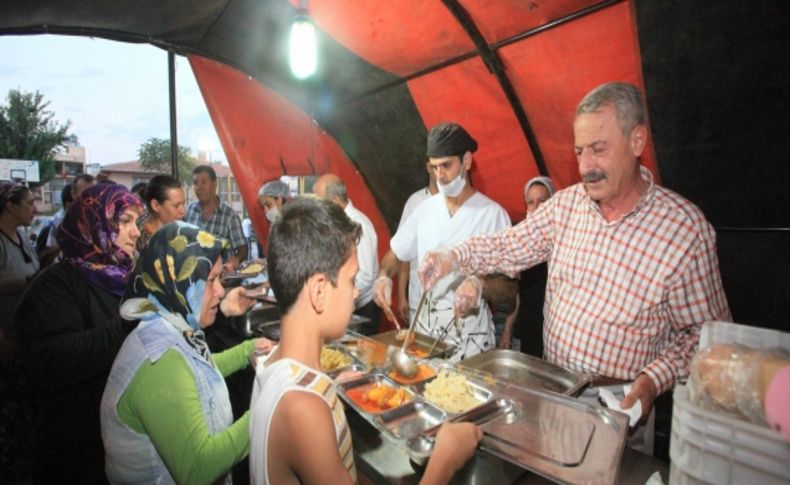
[323,178,348,204]
[576,82,646,134]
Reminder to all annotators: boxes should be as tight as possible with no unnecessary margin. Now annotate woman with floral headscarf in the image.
[101,222,273,485]
[13,183,143,484]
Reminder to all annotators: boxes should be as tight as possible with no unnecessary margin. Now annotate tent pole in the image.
[168,51,179,180]
[441,0,548,176]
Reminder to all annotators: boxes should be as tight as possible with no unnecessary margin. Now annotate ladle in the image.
[425,316,456,357]
[390,291,429,378]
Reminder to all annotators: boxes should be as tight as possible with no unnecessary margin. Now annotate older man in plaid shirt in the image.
[185,165,247,267]
[419,82,731,429]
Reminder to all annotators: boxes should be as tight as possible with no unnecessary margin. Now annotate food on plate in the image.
[239,262,264,274]
[346,382,411,413]
[320,347,352,372]
[395,329,416,346]
[424,370,481,413]
[407,346,429,358]
[357,339,388,366]
[389,364,436,385]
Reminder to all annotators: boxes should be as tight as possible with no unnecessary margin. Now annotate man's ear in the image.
[150,199,161,214]
[462,151,473,171]
[630,124,647,157]
[307,273,328,313]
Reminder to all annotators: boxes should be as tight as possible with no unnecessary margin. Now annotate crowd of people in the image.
[1,81,787,484]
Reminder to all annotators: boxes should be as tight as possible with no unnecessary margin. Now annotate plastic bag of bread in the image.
[689,343,790,425]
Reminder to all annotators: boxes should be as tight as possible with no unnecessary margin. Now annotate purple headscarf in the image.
[57,184,143,296]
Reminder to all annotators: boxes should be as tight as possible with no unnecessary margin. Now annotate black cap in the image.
[426,122,478,157]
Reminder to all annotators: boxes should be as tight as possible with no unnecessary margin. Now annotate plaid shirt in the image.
[453,168,731,394]
[185,198,246,250]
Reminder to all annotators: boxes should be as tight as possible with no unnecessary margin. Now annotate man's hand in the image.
[418,249,458,293]
[220,286,256,316]
[621,374,658,419]
[453,276,482,318]
[372,276,393,309]
[498,325,512,349]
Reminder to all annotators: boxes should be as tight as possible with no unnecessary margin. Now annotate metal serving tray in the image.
[412,366,494,416]
[321,344,366,378]
[338,372,416,415]
[248,313,369,340]
[376,401,446,440]
[369,330,455,360]
[337,359,627,484]
[459,349,590,396]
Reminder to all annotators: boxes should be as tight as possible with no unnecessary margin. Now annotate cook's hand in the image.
[453,276,482,319]
[621,374,657,419]
[418,249,458,293]
[398,296,410,322]
[254,337,276,353]
[429,422,482,478]
[373,276,393,309]
[220,286,256,316]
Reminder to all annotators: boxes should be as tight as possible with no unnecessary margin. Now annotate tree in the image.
[137,137,196,182]
[0,89,75,184]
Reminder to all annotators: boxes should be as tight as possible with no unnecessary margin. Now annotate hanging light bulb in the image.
[289,9,317,79]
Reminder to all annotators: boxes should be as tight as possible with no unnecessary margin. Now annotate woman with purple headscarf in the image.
[13,183,143,484]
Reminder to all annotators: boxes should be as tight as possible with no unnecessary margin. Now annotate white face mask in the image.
[437,170,466,197]
[265,207,281,223]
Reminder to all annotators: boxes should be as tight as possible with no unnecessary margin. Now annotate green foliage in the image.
[137,137,196,181]
[0,89,74,184]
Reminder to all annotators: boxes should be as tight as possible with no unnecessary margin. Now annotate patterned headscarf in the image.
[57,183,143,296]
[124,222,228,329]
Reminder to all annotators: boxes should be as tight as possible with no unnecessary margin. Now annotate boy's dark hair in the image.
[268,196,361,316]
[143,175,182,211]
[192,165,217,181]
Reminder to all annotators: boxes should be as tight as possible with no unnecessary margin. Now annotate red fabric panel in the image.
[406,57,540,221]
[189,56,391,263]
[498,1,658,189]
[462,0,603,45]
[297,0,474,76]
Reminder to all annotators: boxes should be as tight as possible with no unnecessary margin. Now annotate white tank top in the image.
[249,357,357,484]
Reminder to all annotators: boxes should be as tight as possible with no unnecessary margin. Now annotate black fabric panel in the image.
[716,230,790,331]
[199,0,427,229]
[316,85,429,231]
[636,0,790,329]
[635,0,790,228]
[0,0,222,46]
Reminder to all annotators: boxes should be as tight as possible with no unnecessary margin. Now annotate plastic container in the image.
[669,321,790,484]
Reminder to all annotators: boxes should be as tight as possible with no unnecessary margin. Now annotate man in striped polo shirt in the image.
[419,82,731,442]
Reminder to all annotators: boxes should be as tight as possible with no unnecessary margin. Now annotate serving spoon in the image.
[390,291,429,378]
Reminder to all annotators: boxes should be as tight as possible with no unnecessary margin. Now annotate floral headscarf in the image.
[57,183,143,296]
[124,222,228,331]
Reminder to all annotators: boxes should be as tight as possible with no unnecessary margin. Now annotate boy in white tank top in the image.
[249,197,482,485]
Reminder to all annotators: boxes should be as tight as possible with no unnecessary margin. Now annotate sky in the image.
[0,34,225,166]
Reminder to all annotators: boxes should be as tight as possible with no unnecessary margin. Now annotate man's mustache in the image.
[582,170,607,183]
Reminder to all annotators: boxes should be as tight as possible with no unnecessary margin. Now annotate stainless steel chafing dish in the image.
[338,360,628,484]
[230,303,369,338]
[458,349,590,396]
[369,329,455,360]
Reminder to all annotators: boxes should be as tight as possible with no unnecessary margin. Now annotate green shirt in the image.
[116,339,255,484]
